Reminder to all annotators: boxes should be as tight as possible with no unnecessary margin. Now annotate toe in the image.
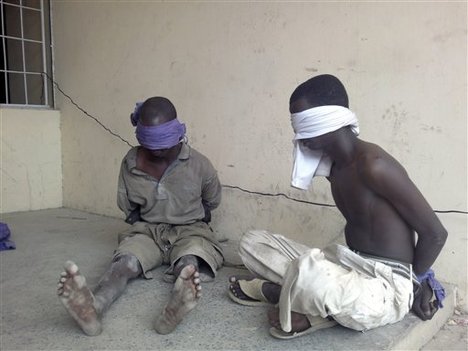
[64,261,79,274]
[229,281,239,292]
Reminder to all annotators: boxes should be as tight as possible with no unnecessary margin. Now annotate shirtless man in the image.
[57,97,223,336]
[229,74,447,338]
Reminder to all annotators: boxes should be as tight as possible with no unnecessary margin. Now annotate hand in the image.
[202,206,211,223]
[412,280,438,320]
[125,206,141,224]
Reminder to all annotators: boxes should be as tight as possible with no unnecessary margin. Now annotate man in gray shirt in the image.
[57,97,223,336]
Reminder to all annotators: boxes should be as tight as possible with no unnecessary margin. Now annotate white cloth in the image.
[279,245,413,332]
[238,230,311,285]
[238,230,414,332]
[290,105,359,189]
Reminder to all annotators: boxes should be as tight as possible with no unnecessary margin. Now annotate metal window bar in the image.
[1,2,41,12]
[40,0,47,106]
[19,0,28,104]
[1,34,42,43]
[1,3,7,104]
[2,69,42,75]
[0,0,50,106]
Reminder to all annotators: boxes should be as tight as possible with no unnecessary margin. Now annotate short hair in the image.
[140,97,177,125]
[290,74,349,109]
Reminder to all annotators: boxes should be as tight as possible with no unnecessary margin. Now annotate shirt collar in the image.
[126,143,191,170]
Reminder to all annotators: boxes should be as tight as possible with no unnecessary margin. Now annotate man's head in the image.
[134,97,186,155]
[139,97,177,126]
[289,75,358,189]
[289,74,348,113]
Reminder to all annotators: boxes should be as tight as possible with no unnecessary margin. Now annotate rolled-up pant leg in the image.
[238,230,311,285]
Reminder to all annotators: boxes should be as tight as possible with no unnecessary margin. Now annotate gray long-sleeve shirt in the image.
[117,143,221,225]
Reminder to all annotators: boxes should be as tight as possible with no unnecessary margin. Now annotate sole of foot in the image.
[154,264,201,334]
[57,260,102,336]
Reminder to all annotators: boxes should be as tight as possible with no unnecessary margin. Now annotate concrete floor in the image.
[0,208,464,351]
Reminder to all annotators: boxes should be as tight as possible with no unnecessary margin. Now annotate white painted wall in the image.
[52,2,467,305]
[0,107,62,213]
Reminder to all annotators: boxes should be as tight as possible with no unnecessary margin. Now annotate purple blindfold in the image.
[130,102,144,126]
[136,119,186,150]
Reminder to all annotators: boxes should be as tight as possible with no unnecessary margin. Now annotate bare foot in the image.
[154,264,201,334]
[57,261,102,336]
[229,276,257,302]
[268,306,311,333]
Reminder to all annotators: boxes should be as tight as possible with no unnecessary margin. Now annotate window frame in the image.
[0,0,54,108]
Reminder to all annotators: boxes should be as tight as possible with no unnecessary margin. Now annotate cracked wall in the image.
[1,107,62,213]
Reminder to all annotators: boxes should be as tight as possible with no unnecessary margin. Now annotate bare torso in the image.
[286,95,447,323]
[329,140,415,264]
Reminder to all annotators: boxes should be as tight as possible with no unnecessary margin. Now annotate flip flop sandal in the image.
[228,278,271,306]
[269,316,338,339]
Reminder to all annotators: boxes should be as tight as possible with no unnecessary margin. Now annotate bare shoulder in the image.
[356,141,408,185]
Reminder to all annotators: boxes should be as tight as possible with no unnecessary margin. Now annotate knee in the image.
[239,230,266,255]
[113,254,141,275]
[174,255,199,276]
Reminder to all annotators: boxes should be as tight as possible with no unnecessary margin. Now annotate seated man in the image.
[229,74,447,339]
[57,96,223,336]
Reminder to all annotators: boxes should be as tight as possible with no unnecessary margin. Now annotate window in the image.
[0,0,53,106]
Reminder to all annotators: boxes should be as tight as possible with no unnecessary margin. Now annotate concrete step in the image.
[1,208,455,351]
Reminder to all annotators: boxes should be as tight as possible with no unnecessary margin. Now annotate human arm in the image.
[362,152,447,275]
[201,175,222,223]
[200,164,222,223]
[117,160,141,223]
[362,152,447,320]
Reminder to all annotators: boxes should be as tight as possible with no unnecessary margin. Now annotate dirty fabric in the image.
[114,220,223,281]
[0,222,15,251]
[117,143,221,225]
[417,268,446,308]
[238,230,413,332]
[279,244,414,332]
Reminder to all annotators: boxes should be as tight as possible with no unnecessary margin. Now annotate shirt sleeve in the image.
[117,159,137,216]
[201,164,222,211]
